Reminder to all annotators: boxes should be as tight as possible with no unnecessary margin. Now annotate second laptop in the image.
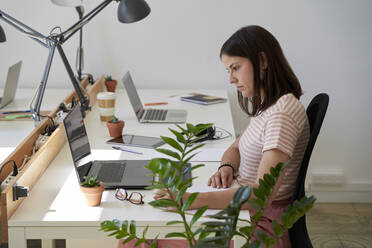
[122,71,187,123]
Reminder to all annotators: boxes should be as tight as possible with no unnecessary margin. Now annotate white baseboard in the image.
[306,182,372,203]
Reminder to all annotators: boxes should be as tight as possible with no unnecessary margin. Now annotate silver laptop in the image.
[63,104,153,189]
[0,61,22,109]
[122,71,187,123]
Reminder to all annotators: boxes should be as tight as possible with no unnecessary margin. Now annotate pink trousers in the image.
[118,199,291,248]
[251,198,292,248]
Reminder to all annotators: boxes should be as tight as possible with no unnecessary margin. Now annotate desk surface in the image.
[84,89,236,161]
[5,89,248,248]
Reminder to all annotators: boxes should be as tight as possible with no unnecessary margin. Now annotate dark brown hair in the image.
[220,25,302,116]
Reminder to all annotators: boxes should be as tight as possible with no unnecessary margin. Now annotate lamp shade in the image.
[118,0,150,23]
[50,0,83,7]
[0,24,6,42]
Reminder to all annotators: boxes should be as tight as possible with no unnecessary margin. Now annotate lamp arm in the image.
[56,43,90,115]
[31,42,90,122]
[0,10,48,48]
[62,0,113,41]
[31,44,57,122]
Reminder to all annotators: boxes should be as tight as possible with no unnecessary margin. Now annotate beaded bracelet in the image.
[218,163,235,175]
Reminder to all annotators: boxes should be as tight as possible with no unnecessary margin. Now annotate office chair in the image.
[289,93,329,248]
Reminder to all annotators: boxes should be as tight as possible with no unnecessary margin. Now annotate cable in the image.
[0,160,18,178]
[49,26,62,37]
[214,126,233,140]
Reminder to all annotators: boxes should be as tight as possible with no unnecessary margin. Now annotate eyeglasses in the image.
[115,188,144,205]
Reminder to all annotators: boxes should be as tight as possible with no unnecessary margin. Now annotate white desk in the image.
[6,89,248,248]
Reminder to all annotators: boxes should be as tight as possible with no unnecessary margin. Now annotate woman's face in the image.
[221,54,255,98]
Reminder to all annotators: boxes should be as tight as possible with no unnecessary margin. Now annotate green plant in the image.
[100,123,316,248]
[110,116,119,123]
[105,75,113,81]
[80,175,100,188]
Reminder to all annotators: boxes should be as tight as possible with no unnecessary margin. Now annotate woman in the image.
[122,25,310,248]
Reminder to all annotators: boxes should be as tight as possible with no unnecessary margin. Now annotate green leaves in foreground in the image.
[100,220,157,247]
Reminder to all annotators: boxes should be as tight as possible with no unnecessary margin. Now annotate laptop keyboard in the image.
[97,163,126,182]
[143,109,168,121]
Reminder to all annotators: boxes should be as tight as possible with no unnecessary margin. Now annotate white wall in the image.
[1,0,371,201]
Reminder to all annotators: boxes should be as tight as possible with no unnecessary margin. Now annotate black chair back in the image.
[289,93,329,248]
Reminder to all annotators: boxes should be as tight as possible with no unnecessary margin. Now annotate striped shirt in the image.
[237,93,310,200]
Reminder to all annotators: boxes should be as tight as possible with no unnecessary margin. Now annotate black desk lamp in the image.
[0,24,5,42]
[0,0,150,123]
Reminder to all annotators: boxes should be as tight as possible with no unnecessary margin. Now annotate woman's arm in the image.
[192,149,289,210]
[220,135,241,171]
[208,136,241,188]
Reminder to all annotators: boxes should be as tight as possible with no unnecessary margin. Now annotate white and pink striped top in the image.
[237,93,310,200]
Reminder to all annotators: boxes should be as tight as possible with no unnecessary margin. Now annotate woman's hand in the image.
[208,166,234,189]
[153,190,195,210]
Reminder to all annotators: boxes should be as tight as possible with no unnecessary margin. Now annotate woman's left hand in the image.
[153,190,192,210]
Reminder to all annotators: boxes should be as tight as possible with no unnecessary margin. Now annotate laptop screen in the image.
[1,61,22,106]
[122,72,144,120]
[63,104,93,182]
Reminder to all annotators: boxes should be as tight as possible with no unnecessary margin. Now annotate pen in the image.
[112,146,143,155]
[144,102,168,106]
[183,166,191,175]
[2,110,31,114]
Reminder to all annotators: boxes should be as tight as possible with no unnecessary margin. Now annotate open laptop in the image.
[63,104,153,189]
[0,61,22,109]
[122,71,187,123]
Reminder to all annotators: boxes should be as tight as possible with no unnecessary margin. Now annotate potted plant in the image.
[100,123,315,247]
[104,75,117,92]
[80,176,104,207]
[106,116,125,138]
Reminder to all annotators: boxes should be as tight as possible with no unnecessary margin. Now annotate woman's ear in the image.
[259,52,268,70]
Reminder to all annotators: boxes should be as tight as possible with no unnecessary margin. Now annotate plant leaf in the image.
[186,123,196,133]
[120,235,136,246]
[175,124,188,135]
[272,220,285,238]
[142,225,149,238]
[164,232,187,238]
[155,148,181,160]
[134,238,146,247]
[184,143,205,156]
[160,136,183,153]
[166,220,184,226]
[181,192,198,211]
[129,220,136,235]
[169,128,186,144]
[190,206,208,227]
[148,199,177,208]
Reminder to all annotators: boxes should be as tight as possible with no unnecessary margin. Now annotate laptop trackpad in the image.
[123,160,152,187]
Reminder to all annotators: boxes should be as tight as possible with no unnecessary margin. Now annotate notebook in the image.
[0,61,22,109]
[180,93,227,105]
[63,104,153,189]
[122,71,187,123]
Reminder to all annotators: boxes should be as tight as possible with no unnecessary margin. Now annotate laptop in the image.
[63,104,153,189]
[122,71,187,123]
[0,61,22,109]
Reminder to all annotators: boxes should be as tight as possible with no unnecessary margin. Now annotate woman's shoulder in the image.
[265,93,307,125]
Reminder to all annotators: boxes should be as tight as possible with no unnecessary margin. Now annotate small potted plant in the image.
[80,176,105,206]
[106,116,124,138]
[104,75,117,92]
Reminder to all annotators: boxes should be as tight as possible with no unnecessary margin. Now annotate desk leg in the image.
[41,239,56,248]
[8,227,26,248]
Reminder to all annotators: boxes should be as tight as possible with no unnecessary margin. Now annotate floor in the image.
[307,203,372,248]
[1,203,371,248]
